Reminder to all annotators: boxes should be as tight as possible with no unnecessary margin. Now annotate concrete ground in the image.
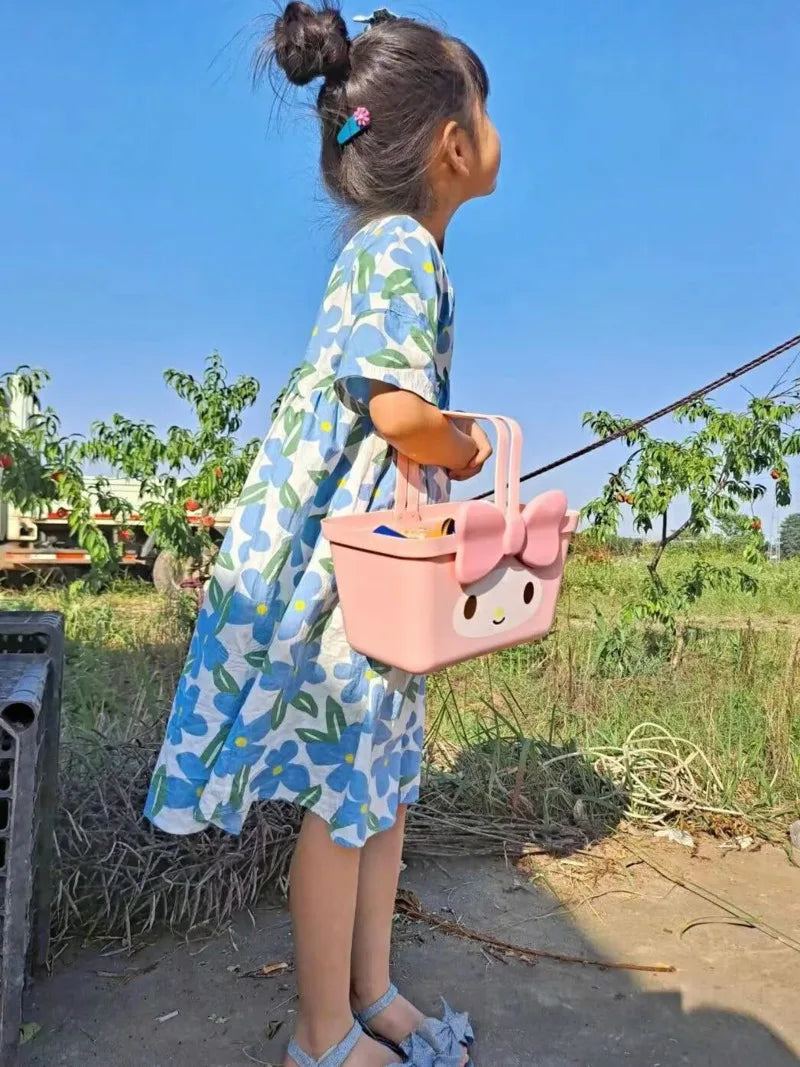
[19,837,800,1067]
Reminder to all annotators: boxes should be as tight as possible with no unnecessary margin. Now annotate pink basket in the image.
[323,414,578,674]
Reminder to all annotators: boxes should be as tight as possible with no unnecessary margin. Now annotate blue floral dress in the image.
[145,215,454,848]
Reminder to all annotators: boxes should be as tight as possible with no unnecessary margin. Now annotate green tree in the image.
[82,352,261,565]
[1,367,121,569]
[582,394,798,633]
[780,513,800,560]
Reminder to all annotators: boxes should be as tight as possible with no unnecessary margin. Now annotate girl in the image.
[145,4,500,1065]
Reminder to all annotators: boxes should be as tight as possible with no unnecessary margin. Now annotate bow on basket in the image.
[454,489,569,585]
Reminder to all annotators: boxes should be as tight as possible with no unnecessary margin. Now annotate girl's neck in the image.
[418,201,457,251]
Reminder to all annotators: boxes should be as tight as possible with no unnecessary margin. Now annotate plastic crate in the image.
[0,613,64,1063]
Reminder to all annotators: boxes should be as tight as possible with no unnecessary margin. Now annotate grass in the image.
[2,552,798,946]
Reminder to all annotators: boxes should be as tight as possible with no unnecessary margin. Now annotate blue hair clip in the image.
[337,107,372,146]
[353,9,399,29]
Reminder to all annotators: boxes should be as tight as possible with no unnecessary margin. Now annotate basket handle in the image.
[394,413,523,522]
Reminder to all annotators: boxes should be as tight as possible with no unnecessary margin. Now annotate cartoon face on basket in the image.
[452,560,544,638]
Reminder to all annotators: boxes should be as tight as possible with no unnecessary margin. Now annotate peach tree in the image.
[581,394,799,636]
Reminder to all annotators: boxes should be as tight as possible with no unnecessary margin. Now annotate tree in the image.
[1,367,121,569]
[780,513,800,560]
[82,352,261,565]
[582,394,799,633]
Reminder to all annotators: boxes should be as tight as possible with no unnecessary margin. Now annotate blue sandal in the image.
[287,1020,363,1067]
[356,985,475,1066]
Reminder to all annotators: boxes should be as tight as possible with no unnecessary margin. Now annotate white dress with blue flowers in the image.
[145,216,454,847]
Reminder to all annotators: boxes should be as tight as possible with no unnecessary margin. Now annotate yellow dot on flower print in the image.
[196,786,203,797]
[360,803,369,814]
[338,477,347,488]
[374,227,383,236]
[321,420,333,432]
[235,736,247,748]
[256,604,267,616]
[312,326,319,337]
[345,753,355,765]
[423,260,435,274]
[294,599,306,613]
[365,669,376,681]
[272,765,283,777]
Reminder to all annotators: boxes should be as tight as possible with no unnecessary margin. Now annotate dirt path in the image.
[20,838,800,1066]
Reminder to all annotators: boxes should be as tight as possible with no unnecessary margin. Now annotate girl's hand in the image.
[448,418,493,481]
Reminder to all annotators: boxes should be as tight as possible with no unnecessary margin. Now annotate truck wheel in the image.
[152,551,190,597]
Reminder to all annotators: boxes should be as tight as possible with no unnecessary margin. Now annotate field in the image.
[2,544,799,948]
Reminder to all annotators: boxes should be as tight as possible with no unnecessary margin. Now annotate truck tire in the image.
[152,551,189,597]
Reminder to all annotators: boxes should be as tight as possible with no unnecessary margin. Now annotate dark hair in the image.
[254,2,489,229]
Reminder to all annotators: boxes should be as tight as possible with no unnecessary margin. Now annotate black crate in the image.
[0,614,64,1064]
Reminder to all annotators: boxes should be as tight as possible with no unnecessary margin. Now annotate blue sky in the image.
[2,1,799,528]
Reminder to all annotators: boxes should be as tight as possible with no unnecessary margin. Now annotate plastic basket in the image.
[323,414,577,674]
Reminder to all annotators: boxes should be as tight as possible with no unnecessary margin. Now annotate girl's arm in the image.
[369,383,491,475]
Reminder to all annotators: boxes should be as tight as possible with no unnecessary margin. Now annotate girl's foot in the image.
[351,990,470,1067]
[286,1026,402,1067]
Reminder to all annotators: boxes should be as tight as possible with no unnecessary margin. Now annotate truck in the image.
[0,387,235,591]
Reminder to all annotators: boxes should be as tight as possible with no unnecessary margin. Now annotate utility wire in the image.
[474,332,800,501]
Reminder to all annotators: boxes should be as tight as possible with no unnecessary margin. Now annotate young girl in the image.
[145,4,500,1065]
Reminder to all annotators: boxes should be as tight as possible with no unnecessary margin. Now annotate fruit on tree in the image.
[0,454,13,470]
[185,499,201,512]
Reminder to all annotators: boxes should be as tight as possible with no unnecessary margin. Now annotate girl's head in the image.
[257,2,500,231]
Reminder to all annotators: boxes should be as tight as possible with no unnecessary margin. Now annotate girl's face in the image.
[470,105,502,198]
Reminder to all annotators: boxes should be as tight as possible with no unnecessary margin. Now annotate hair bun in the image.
[273,2,351,86]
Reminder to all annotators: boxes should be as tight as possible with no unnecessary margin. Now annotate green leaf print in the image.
[427,296,437,332]
[149,765,167,819]
[381,268,417,299]
[326,697,346,740]
[214,588,234,633]
[308,469,328,486]
[212,663,239,696]
[319,557,334,575]
[290,691,319,718]
[306,609,332,646]
[231,765,251,810]
[207,576,224,612]
[262,540,291,584]
[244,649,270,671]
[271,695,288,729]
[296,785,323,810]
[366,349,411,370]
[238,481,270,508]
[356,250,377,293]
[367,812,381,834]
[216,550,235,570]
[325,269,345,298]
[344,420,371,449]
[279,481,301,513]
[399,773,417,789]
[410,326,433,357]
[296,727,332,744]
[200,727,230,767]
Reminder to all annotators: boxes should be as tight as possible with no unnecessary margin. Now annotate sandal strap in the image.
[356,983,399,1025]
[288,1020,362,1067]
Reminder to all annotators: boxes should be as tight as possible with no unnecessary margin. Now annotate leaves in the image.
[366,349,411,370]
[296,785,322,809]
[279,481,301,513]
[200,729,229,767]
[356,250,377,293]
[381,268,416,299]
[149,766,167,818]
[212,664,239,696]
[290,691,319,718]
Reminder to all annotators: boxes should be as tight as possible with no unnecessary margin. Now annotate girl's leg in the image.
[349,807,469,1066]
[287,812,400,1067]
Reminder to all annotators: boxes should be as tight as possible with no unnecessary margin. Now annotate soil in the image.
[19,835,800,1067]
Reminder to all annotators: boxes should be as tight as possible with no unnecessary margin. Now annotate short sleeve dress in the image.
[144,215,454,848]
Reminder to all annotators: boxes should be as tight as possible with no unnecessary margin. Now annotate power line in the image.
[474,332,800,501]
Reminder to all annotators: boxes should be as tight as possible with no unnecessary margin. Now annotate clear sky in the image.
[2,1,799,523]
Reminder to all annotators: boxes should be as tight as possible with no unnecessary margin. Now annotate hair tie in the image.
[353,9,399,30]
[337,107,371,146]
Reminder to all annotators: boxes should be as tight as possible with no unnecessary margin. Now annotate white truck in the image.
[0,388,235,589]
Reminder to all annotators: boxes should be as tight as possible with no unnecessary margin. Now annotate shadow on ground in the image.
[21,852,799,1067]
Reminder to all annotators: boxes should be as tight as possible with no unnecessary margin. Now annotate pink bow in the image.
[454,490,569,585]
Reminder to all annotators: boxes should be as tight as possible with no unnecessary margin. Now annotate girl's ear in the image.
[440,119,471,178]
